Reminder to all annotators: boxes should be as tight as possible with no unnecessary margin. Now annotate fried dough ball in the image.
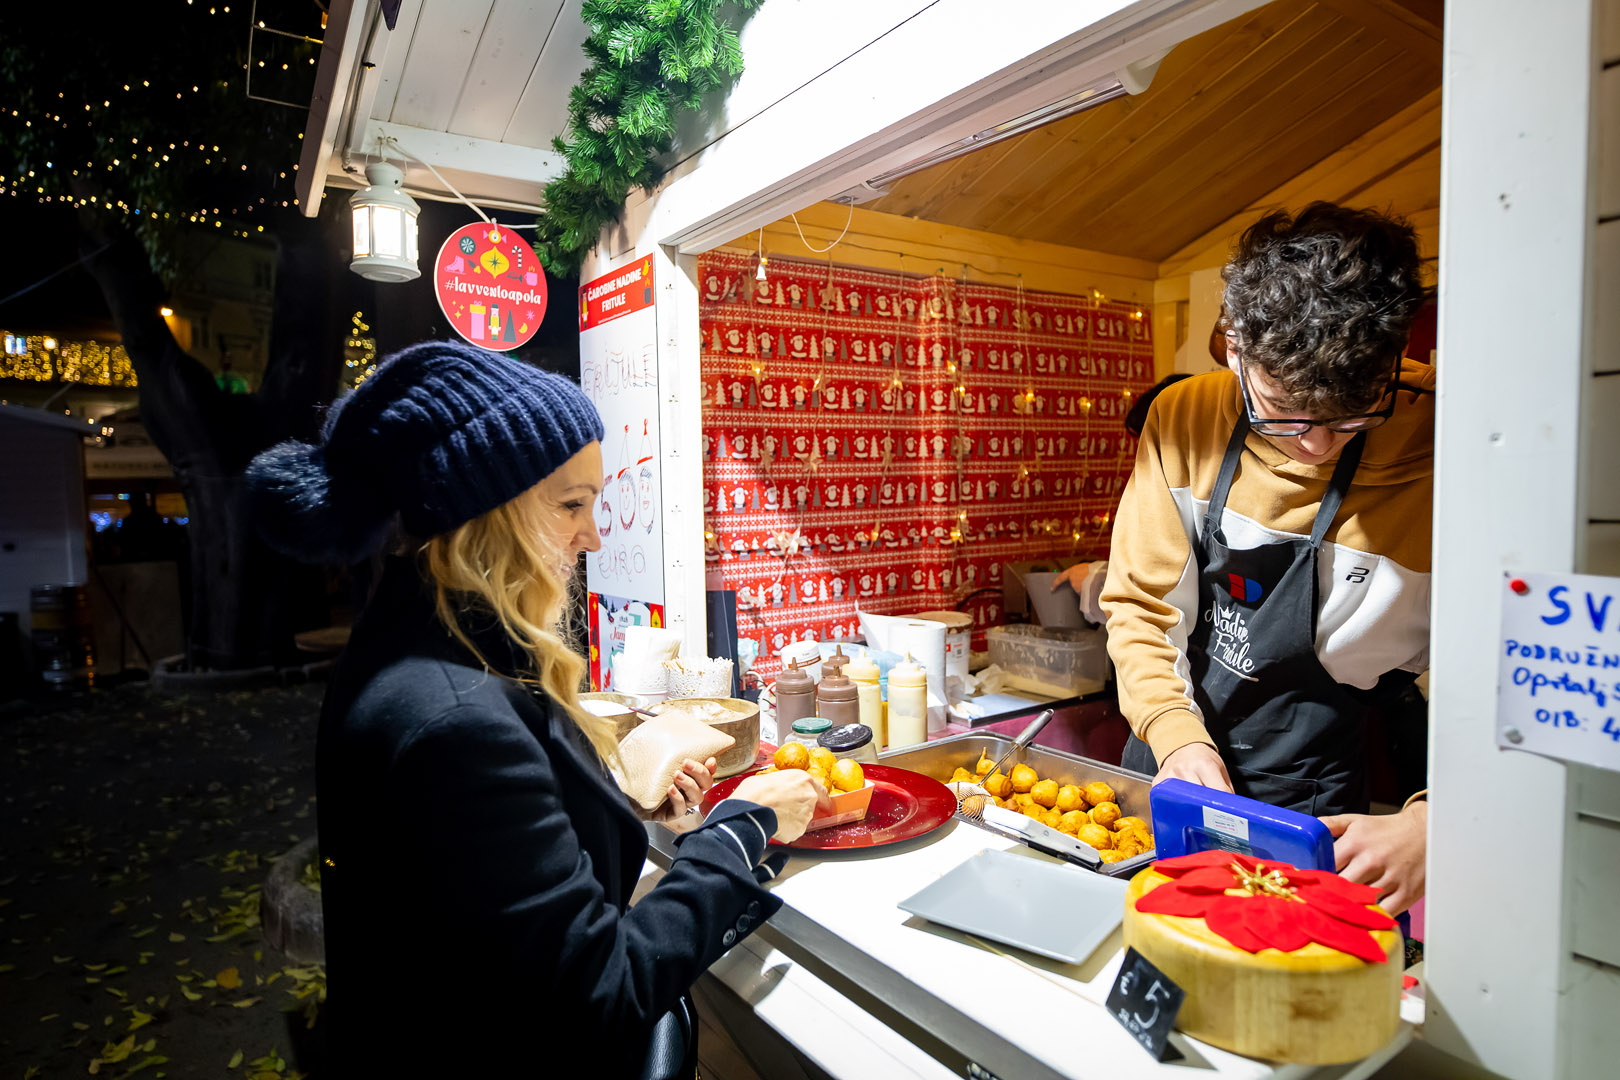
[1113,815,1148,834]
[950,767,976,784]
[1089,801,1121,828]
[774,742,809,770]
[975,751,996,777]
[982,771,1013,799]
[993,795,1010,809]
[1010,764,1039,794]
[1010,792,1035,811]
[1115,830,1148,858]
[1040,807,1064,831]
[810,746,838,773]
[1077,823,1114,851]
[1030,779,1059,809]
[1098,849,1127,864]
[1021,802,1046,820]
[1054,785,1086,813]
[806,765,830,793]
[1058,809,1089,834]
[830,759,866,793]
[1082,780,1116,807]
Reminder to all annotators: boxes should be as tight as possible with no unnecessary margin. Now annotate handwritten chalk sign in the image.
[1497,570,1620,773]
[1106,947,1186,1060]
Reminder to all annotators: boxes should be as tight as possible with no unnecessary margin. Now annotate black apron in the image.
[1122,418,1371,817]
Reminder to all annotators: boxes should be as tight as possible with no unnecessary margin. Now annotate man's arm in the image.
[1100,399,1229,788]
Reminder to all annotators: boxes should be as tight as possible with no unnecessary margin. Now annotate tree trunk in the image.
[77,207,342,670]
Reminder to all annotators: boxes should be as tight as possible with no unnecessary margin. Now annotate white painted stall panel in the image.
[1570,814,1620,968]
[390,0,498,131]
[449,0,570,142]
[1601,65,1620,220]
[1596,220,1619,369]
[1566,958,1620,1079]
[1586,366,1620,522]
[0,421,88,636]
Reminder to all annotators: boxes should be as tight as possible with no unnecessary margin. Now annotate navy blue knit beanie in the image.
[245,340,604,563]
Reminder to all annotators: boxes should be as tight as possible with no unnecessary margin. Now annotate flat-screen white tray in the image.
[898,847,1127,964]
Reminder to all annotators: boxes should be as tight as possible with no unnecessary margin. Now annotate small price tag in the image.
[1106,947,1185,1060]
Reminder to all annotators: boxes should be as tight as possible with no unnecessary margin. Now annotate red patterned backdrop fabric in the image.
[699,251,1155,682]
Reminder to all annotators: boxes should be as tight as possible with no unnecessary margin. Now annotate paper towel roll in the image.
[859,612,948,732]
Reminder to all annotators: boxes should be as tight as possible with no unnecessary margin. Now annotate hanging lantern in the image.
[349,162,420,282]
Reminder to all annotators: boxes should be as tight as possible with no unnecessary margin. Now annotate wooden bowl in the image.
[650,697,761,778]
[581,692,644,743]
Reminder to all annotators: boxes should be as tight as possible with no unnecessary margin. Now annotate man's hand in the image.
[1153,742,1233,792]
[1050,562,1092,592]
[1320,801,1427,915]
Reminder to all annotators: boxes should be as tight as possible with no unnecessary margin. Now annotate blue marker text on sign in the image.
[1497,571,1620,772]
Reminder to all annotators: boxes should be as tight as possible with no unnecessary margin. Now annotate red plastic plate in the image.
[704,764,957,850]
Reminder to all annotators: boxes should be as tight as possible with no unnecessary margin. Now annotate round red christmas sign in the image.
[433,222,547,351]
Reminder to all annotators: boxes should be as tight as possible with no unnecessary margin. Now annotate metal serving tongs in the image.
[952,710,1103,870]
[954,708,1056,810]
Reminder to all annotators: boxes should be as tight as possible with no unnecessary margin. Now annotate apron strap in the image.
[1309,432,1368,549]
[1206,415,1252,521]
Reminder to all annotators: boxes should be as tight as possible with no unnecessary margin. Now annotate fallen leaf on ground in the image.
[215,967,241,990]
[228,1049,243,1069]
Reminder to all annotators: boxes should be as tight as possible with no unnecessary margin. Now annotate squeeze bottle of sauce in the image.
[845,650,883,748]
[886,653,929,749]
[775,660,816,736]
[815,671,859,729]
[821,644,850,682]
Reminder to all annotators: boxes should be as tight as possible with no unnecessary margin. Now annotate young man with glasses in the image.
[1099,203,1434,913]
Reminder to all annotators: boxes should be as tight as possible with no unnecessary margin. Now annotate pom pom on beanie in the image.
[246,340,604,563]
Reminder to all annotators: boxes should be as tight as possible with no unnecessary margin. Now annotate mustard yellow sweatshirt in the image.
[1101,360,1435,762]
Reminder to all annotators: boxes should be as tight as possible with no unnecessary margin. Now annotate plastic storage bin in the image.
[986,624,1110,697]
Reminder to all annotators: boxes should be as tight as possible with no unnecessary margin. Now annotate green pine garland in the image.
[533,0,765,274]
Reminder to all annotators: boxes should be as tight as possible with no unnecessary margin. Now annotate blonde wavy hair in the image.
[419,485,620,767]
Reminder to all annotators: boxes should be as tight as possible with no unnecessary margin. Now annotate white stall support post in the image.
[1427,1,1619,1078]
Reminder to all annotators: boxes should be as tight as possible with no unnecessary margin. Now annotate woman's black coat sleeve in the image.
[387,702,782,1038]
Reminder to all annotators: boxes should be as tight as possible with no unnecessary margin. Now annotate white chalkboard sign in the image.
[1496,570,1620,773]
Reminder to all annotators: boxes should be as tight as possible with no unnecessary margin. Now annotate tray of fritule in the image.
[881,731,1157,877]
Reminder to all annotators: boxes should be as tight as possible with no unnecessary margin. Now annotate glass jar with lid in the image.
[786,715,832,749]
[817,723,878,765]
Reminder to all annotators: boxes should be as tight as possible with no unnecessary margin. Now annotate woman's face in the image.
[541,442,604,556]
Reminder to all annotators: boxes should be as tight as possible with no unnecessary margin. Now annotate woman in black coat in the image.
[246,342,822,1078]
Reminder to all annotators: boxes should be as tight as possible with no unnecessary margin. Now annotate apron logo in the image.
[1205,602,1261,682]
[1227,574,1263,602]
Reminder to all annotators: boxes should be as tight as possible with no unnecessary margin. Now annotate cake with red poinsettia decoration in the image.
[1122,851,1403,1065]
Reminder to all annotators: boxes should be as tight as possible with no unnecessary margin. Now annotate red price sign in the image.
[433,222,547,351]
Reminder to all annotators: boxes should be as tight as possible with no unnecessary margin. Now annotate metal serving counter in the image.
[646,730,1415,1079]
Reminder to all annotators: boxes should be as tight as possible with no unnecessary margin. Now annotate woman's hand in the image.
[1050,562,1093,592]
[1154,741,1233,792]
[732,769,834,843]
[649,757,718,823]
[1320,800,1427,915]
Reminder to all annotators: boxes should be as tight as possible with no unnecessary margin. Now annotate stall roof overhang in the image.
[297,0,590,217]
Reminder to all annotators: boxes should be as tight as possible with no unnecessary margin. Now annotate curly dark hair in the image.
[1221,203,1429,415]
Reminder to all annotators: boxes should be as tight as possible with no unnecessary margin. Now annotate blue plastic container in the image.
[1148,778,1335,871]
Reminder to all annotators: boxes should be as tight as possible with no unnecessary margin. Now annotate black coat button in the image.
[737,915,753,933]
[746,901,761,918]
[722,928,736,947]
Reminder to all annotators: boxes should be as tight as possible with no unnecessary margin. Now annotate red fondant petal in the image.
[1286,869,1381,905]
[1402,975,1419,989]
[1134,883,1214,918]
[1241,897,1311,953]
[1153,850,1261,875]
[1173,866,1243,893]
[1204,896,1269,952]
[1294,901,1390,963]
[1295,884,1397,930]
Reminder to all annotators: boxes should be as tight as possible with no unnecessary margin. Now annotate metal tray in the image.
[880,731,1157,877]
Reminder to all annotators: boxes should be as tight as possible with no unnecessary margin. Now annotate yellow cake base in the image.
[1122,869,1402,1065]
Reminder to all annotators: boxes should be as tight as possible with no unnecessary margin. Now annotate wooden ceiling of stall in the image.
[863,0,1443,263]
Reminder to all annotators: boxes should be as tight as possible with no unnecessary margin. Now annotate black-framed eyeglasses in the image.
[1235,360,1400,437]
